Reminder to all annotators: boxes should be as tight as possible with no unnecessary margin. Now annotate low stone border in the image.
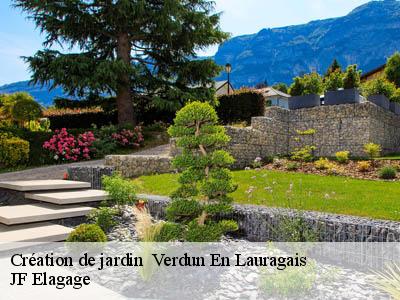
[139,194,400,242]
[68,165,115,189]
[105,155,173,178]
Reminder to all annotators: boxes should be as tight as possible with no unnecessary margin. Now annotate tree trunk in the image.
[116,33,136,126]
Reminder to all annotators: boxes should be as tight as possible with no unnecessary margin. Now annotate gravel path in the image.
[0,144,171,181]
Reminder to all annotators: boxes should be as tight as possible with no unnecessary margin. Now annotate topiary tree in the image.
[66,224,107,242]
[385,52,400,88]
[167,101,238,241]
[324,70,343,91]
[343,65,361,89]
[12,97,42,127]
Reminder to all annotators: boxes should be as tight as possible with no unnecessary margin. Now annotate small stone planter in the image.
[368,94,390,110]
[289,94,320,110]
[389,101,400,115]
[324,88,361,105]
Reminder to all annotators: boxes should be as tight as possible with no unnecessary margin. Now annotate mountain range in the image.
[1,0,400,106]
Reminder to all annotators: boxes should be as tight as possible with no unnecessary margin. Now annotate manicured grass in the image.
[376,154,400,160]
[132,169,400,221]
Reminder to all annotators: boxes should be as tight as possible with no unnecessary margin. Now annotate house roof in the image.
[255,87,290,98]
[215,80,234,91]
[361,64,386,80]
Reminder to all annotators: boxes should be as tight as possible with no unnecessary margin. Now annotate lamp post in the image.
[225,63,232,95]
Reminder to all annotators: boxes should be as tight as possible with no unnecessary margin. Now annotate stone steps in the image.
[25,189,109,205]
[0,179,104,242]
[0,203,93,225]
[0,222,72,242]
[0,180,91,191]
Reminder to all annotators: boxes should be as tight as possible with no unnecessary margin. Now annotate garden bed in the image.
[262,159,400,181]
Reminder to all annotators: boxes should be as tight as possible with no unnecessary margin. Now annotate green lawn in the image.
[132,170,400,221]
[376,154,400,160]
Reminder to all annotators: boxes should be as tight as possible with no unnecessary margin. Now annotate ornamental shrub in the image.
[42,128,96,162]
[378,166,397,180]
[314,158,334,170]
[0,135,30,167]
[66,224,107,242]
[216,89,265,124]
[102,174,136,206]
[289,73,324,96]
[335,151,350,164]
[87,207,118,232]
[285,162,300,171]
[111,127,144,148]
[342,65,361,89]
[325,70,343,91]
[363,143,381,160]
[357,161,371,172]
[362,76,396,99]
[12,97,42,126]
[154,222,184,242]
[167,101,238,241]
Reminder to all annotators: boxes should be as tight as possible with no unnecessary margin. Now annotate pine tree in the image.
[14,0,228,125]
[325,59,342,77]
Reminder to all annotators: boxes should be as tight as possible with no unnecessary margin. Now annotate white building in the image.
[256,87,290,109]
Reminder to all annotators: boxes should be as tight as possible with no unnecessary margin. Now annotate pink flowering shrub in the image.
[43,128,96,162]
[111,127,144,148]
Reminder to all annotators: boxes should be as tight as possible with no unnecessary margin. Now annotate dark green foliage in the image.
[325,59,342,77]
[54,95,117,112]
[166,198,202,224]
[385,52,400,88]
[185,220,238,242]
[154,222,184,242]
[378,166,397,179]
[66,224,107,242]
[272,83,289,94]
[343,65,361,89]
[14,0,228,125]
[167,101,238,241]
[216,90,265,124]
[48,111,117,130]
[87,207,118,232]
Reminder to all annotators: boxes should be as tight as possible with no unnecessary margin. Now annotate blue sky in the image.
[0,0,369,85]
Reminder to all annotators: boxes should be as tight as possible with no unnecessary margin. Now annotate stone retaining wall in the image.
[227,102,400,167]
[140,194,400,242]
[104,155,173,178]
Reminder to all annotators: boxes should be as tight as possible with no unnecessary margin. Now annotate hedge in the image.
[0,135,30,167]
[47,111,118,130]
[216,90,265,124]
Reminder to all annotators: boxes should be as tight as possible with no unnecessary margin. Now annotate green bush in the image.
[216,89,265,124]
[289,73,324,96]
[391,89,400,103]
[166,198,202,224]
[87,207,118,232]
[385,52,400,88]
[66,224,107,242]
[362,76,396,99]
[0,135,30,167]
[378,166,397,180]
[102,174,136,206]
[154,222,184,242]
[12,97,42,125]
[324,70,343,91]
[342,64,361,89]
[286,162,300,171]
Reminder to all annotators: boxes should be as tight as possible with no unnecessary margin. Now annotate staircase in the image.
[0,180,108,242]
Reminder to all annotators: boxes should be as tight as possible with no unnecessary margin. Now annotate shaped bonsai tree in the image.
[167,101,238,241]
